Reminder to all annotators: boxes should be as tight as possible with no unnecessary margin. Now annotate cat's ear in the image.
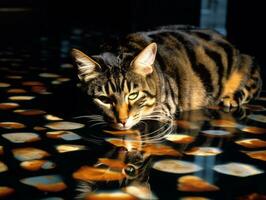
[71,49,101,82]
[131,42,157,76]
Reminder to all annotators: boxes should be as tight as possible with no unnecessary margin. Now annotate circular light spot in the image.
[0,102,19,110]
[12,147,50,161]
[0,122,26,129]
[14,109,46,116]
[213,162,264,177]
[152,159,202,174]
[20,175,67,192]
[8,96,35,101]
[0,82,11,88]
[2,132,40,143]
[45,121,85,130]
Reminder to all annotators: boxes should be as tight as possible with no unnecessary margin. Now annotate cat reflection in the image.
[75,106,248,199]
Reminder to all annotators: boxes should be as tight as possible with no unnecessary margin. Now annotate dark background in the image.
[0,2,265,199]
[0,0,265,89]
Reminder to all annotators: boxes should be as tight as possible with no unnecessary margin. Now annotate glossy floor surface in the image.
[0,34,266,200]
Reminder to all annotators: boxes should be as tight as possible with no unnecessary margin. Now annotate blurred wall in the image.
[0,0,201,40]
[0,0,265,87]
[227,0,266,84]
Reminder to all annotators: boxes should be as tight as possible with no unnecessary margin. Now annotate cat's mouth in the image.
[111,117,139,130]
[111,122,134,130]
[113,125,131,130]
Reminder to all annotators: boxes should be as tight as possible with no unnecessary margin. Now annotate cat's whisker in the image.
[90,122,107,128]
[88,118,104,121]
[74,115,106,127]
[139,120,148,126]
[87,118,104,121]
[142,123,170,137]
[90,121,107,125]
[142,116,170,120]
[150,125,173,140]
[143,128,173,142]
[87,119,105,123]
[141,121,174,142]
[142,112,171,118]
[146,108,173,116]
[146,111,169,116]
[74,115,103,119]
[142,116,173,123]
[137,121,149,131]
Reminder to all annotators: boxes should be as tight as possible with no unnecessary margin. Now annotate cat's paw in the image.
[220,96,240,108]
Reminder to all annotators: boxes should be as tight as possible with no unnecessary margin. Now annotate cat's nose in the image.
[119,118,127,126]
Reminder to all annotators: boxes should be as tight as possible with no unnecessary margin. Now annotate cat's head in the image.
[71,43,158,130]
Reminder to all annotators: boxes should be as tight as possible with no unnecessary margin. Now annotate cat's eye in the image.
[128,92,139,100]
[97,96,112,104]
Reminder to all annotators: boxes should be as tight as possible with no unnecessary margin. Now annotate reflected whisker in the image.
[76,181,95,200]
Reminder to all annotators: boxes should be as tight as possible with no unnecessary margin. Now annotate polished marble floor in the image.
[0,35,266,200]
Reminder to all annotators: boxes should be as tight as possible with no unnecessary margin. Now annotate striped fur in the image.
[71,25,262,130]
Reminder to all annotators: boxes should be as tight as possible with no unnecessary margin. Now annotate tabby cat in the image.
[71,25,262,130]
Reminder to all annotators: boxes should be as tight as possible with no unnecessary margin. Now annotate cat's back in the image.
[124,25,230,53]
[123,25,245,110]
[124,25,237,80]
